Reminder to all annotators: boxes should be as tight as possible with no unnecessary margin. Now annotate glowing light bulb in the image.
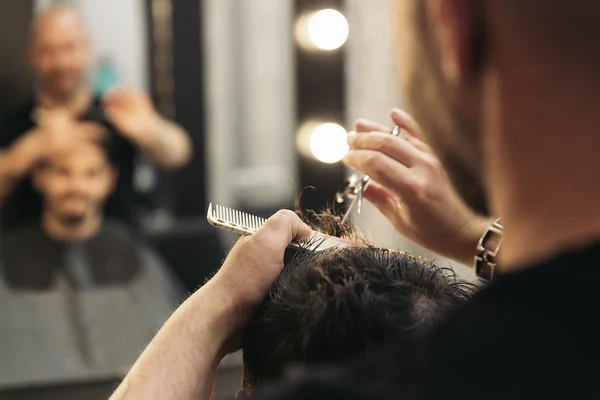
[296,9,349,51]
[308,122,349,163]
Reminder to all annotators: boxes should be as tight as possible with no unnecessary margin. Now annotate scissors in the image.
[336,125,403,224]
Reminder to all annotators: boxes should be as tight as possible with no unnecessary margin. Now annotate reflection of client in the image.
[0,141,173,292]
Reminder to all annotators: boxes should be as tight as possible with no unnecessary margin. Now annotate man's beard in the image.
[50,194,99,227]
[58,214,87,227]
[400,4,489,216]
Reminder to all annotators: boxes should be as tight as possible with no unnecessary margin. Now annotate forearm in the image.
[110,280,234,400]
[452,216,497,267]
[0,135,42,202]
[136,119,192,169]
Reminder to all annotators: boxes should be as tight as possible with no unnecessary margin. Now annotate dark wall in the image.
[146,0,206,217]
[294,0,346,213]
[0,0,34,117]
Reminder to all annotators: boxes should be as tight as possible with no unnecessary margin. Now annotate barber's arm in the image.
[345,108,494,267]
[0,140,39,201]
[103,87,192,169]
[110,210,312,400]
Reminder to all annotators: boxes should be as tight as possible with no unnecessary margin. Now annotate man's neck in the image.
[36,85,93,115]
[42,211,102,242]
[483,60,600,271]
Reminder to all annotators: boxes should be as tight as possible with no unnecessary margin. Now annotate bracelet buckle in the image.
[474,219,503,281]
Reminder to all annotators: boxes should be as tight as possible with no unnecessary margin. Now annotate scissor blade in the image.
[341,195,359,224]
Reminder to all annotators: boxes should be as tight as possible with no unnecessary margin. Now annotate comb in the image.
[207,203,352,252]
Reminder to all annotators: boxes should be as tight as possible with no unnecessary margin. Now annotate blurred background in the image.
[0,1,474,399]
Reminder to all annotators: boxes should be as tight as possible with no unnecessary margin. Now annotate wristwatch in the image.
[474,219,503,281]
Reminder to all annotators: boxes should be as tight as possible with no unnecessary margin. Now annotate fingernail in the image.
[346,131,356,145]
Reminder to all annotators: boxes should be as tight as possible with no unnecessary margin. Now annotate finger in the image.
[103,106,121,123]
[80,130,106,143]
[78,122,107,140]
[390,108,424,140]
[102,86,130,106]
[253,209,312,252]
[362,180,402,222]
[344,149,413,196]
[353,118,389,133]
[389,109,432,153]
[347,131,423,166]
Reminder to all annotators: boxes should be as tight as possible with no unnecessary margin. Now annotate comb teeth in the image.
[207,203,267,235]
[207,203,352,252]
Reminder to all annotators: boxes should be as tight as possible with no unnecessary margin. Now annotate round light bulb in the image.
[308,122,349,163]
[297,9,349,51]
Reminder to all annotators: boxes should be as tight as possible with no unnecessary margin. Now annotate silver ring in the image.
[391,125,410,140]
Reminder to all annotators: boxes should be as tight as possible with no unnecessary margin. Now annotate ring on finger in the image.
[391,125,409,139]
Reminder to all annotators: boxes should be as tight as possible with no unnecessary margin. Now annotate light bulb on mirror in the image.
[297,121,349,164]
[295,9,349,51]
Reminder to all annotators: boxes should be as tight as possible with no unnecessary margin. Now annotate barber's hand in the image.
[209,210,312,352]
[103,86,163,147]
[38,109,105,152]
[344,108,492,266]
[19,109,105,164]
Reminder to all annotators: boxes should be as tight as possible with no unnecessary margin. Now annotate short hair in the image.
[242,212,474,392]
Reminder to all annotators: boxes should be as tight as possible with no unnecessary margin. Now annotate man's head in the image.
[391,0,600,215]
[28,6,91,99]
[242,241,473,393]
[33,142,116,227]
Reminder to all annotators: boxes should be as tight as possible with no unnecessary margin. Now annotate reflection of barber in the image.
[0,6,192,230]
[2,142,146,290]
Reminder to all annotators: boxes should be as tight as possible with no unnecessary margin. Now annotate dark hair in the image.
[242,213,474,392]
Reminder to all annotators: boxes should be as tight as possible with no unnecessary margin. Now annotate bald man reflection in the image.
[1,143,151,291]
[0,5,191,230]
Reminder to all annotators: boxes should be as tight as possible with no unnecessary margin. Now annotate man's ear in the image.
[107,165,118,195]
[427,0,484,86]
[235,390,250,400]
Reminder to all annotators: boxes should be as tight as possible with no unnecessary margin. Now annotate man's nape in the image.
[241,216,474,393]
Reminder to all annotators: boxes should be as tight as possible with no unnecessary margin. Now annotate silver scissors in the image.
[336,125,403,224]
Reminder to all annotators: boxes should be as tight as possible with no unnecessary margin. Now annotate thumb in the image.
[363,181,401,224]
[235,390,250,400]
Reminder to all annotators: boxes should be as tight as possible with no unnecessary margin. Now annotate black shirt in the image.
[0,98,136,231]
[256,242,600,399]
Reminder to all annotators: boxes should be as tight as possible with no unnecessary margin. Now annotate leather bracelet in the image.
[474,218,503,281]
